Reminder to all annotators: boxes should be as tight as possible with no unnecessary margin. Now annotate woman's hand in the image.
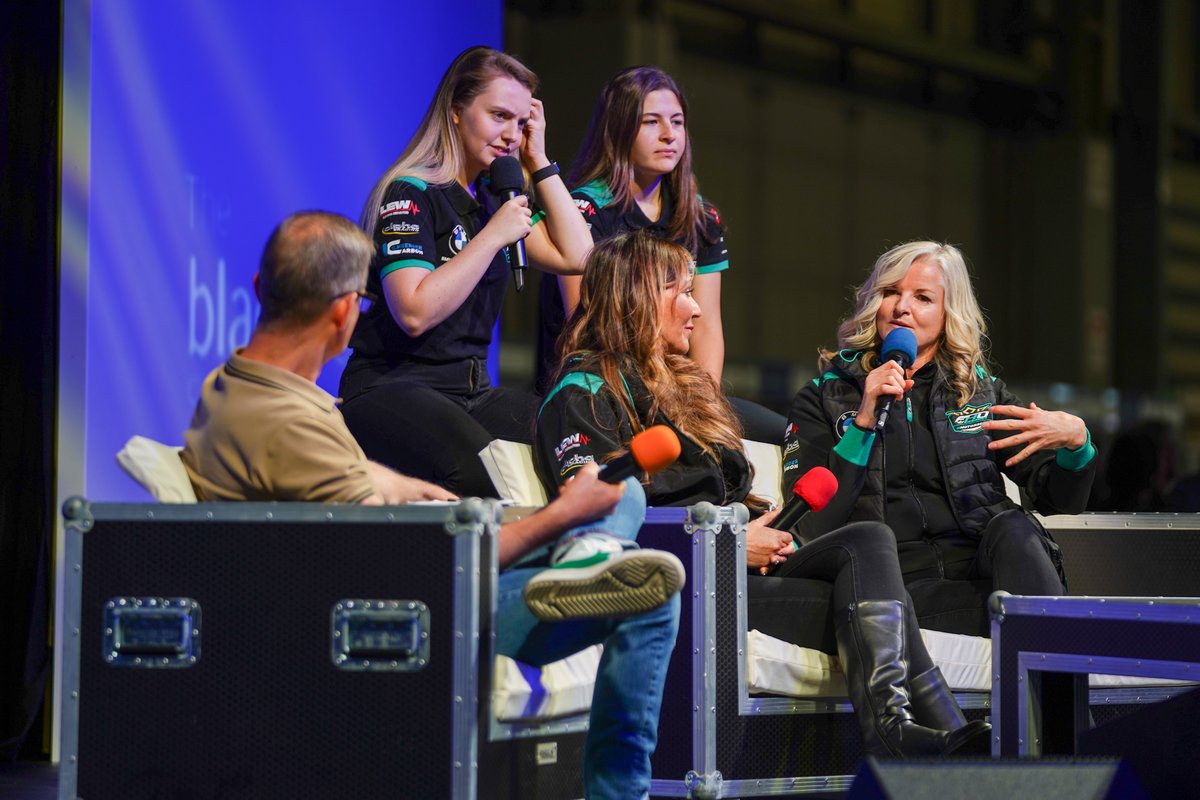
[982,402,1088,467]
[855,360,913,430]
[480,194,533,250]
[746,509,796,575]
[520,97,551,171]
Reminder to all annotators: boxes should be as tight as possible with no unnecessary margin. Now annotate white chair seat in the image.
[492,646,603,723]
[116,435,197,503]
[745,628,1193,697]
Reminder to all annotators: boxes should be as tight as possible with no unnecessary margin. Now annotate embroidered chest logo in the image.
[945,403,992,434]
[448,224,468,254]
[834,411,858,440]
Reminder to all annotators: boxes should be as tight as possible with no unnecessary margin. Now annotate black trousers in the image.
[769,521,935,675]
[901,508,1065,636]
[340,359,536,498]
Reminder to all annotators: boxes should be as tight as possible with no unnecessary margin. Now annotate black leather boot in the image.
[908,665,993,755]
[835,600,958,757]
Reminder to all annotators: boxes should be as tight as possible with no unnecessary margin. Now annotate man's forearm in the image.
[498,502,573,569]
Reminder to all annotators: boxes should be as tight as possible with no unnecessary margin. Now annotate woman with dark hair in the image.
[783,241,1097,634]
[535,65,782,440]
[536,230,991,758]
[340,46,592,497]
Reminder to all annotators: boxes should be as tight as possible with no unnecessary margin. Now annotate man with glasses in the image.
[181,210,455,504]
[180,212,681,798]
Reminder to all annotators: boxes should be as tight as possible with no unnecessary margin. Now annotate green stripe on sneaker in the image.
[553,551,610,570]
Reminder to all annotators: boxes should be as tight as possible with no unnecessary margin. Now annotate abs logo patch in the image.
[945,403,992,434]
[834,411,858,440]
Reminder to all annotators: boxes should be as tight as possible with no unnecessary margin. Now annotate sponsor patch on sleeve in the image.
[559,453,595,477]
[834,411,858,440]
[379,198,421,217]
[383,240,424,257]
[382,221,420,235]
[554,432,590,460]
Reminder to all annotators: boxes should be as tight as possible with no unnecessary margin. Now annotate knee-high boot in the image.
[835,600,959,757]
[908,666,992,755]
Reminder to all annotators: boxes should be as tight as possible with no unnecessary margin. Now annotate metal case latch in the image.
[103,597,201,668]
[331,600,430,672]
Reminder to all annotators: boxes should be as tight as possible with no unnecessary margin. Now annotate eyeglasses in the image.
[331,288,379,310]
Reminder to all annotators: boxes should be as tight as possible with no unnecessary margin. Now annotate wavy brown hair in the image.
[567,66,713,253]
[557,231,745,461]
[820,241,990,406]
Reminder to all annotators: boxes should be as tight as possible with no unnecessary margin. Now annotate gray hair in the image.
[257,211,372,328]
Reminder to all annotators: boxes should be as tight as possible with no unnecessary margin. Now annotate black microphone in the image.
[599,425,681,483]
[873,327,918,432]
[772,467,838,532]
[488,155,528,292]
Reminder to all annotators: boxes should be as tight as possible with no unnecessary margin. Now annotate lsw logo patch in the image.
[945,403,992,434]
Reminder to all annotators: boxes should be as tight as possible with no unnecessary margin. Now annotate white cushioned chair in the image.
[116,435,198,503]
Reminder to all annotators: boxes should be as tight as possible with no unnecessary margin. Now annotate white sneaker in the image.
[523,534,685,622]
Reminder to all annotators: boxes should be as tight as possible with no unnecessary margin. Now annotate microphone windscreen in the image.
[629,425,682,475]
[489,155,524,193]
[792,466,838,512]
[880,327,918,368]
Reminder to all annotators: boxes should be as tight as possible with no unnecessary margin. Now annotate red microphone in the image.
[600,425,681,483]
[772,467,839,532]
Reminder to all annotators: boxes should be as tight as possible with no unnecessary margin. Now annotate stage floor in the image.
[0,761,56,800]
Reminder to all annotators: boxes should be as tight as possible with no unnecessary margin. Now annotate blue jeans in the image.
[495,479,680,800]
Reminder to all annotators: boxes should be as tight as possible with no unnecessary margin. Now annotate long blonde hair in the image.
[557,231,744,459]
[822,241,989,406]
[567,66,712,253]
[359,46,538,230]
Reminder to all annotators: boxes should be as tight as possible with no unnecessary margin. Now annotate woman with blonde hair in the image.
[537,230,991,758]
[534,65,783,441]
[783,241,1097,636]
[339,46,592,497]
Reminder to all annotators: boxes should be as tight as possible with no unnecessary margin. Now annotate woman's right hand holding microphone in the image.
[855,360,913,430]
[482,194,533,252]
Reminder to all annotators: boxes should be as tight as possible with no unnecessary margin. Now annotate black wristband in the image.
[531,161,560,184]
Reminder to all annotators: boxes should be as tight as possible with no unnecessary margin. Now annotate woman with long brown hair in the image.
[534,65,783,441]
[536,230,991,758]
[339,46,591,497]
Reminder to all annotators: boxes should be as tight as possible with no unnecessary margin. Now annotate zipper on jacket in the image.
[905,404,929,535]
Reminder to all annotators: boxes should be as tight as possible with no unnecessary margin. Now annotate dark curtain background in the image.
[1,2,61,760]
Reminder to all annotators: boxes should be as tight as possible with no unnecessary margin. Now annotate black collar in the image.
[446,179,482,217]
[623,181,674,230]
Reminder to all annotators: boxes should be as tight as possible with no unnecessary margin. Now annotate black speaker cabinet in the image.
[59,498,495,800]
[1078,686,1200,800]
[847,757,1147,799]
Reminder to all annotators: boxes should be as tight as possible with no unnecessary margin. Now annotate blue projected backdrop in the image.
[83,2,501,500]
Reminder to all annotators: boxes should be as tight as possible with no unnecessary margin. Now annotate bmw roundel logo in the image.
[835,411,858,440]
[449,224,468,253]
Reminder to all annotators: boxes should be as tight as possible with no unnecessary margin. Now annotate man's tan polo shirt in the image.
[181,350,375,503]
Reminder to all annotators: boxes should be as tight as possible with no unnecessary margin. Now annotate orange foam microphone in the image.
[600,425,682,483]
